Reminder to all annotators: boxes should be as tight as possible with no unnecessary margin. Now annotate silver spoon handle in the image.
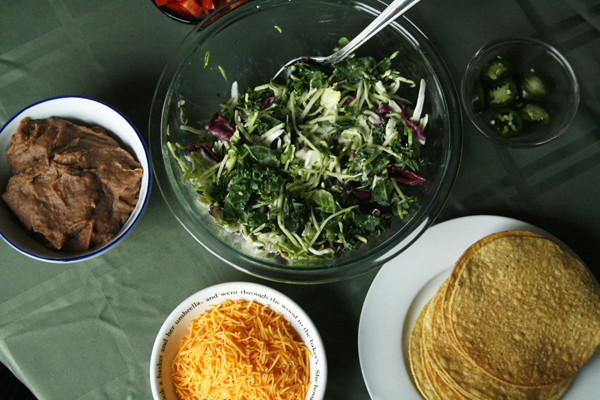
[328,0,421,64]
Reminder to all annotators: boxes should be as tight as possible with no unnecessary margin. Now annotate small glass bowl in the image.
[460,37,579,147]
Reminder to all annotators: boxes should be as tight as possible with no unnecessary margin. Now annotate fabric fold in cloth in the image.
[0,266,144,399]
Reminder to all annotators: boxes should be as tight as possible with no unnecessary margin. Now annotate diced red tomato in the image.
[165,1,193,18]
[200,0,215,10]
[159,0,226,20]
[180,0,204,17]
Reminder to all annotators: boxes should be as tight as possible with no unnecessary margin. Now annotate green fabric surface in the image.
[1,1,599,399]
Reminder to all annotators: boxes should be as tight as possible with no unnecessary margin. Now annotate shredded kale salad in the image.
[168,49,432,260]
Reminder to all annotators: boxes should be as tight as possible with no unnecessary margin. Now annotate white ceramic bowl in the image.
[0,96,151,263]
[149,281,327,400]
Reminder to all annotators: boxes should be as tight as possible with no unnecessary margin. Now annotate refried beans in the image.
[2,117,143,251]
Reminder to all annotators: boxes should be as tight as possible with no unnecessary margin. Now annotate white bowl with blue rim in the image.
[0,96,151,263]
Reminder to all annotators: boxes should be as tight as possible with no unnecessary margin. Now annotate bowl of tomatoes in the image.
[151,0,242,23]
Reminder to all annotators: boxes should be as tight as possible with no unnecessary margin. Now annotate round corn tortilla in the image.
[446,231,600,386]
[424,280,571,399]
[409,299,442,400]
[421,283,472,399]
[422,344,468,400]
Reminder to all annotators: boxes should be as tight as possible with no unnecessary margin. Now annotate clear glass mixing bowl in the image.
[149,0,462,283]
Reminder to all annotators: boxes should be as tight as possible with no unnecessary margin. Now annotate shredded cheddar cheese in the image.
[172,299,311,400]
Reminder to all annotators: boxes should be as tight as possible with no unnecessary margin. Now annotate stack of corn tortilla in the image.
[409,230,600,400]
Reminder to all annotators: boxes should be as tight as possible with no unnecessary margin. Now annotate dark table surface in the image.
[1,1,599,399]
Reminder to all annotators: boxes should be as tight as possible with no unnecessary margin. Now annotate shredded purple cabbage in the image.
[376,103,392,119]
[205,112,235,141]
[185,143,221,163]
[396,102,426,144]
[351,189,372,202]
[261,93,275,109]
[386,166,427,185]
[371,208,382,217]
[344,96,356,106]
[387,166,433,195]
[185,143,202,152]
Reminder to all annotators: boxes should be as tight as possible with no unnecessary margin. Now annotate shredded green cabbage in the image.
[168,51,430,260]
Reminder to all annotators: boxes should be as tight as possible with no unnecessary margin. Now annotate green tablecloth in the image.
[1,1,599,399]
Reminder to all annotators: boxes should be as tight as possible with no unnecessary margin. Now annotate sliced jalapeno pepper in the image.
[488,78,518,108]
[520,102,550,124]
[490,109,523,137]
[520,71,547,101]
[481,56,511,83]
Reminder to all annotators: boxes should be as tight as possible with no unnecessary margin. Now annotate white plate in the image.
[358,214,600,400]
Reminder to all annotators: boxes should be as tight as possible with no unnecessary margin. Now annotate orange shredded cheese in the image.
[172,299,311,400]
